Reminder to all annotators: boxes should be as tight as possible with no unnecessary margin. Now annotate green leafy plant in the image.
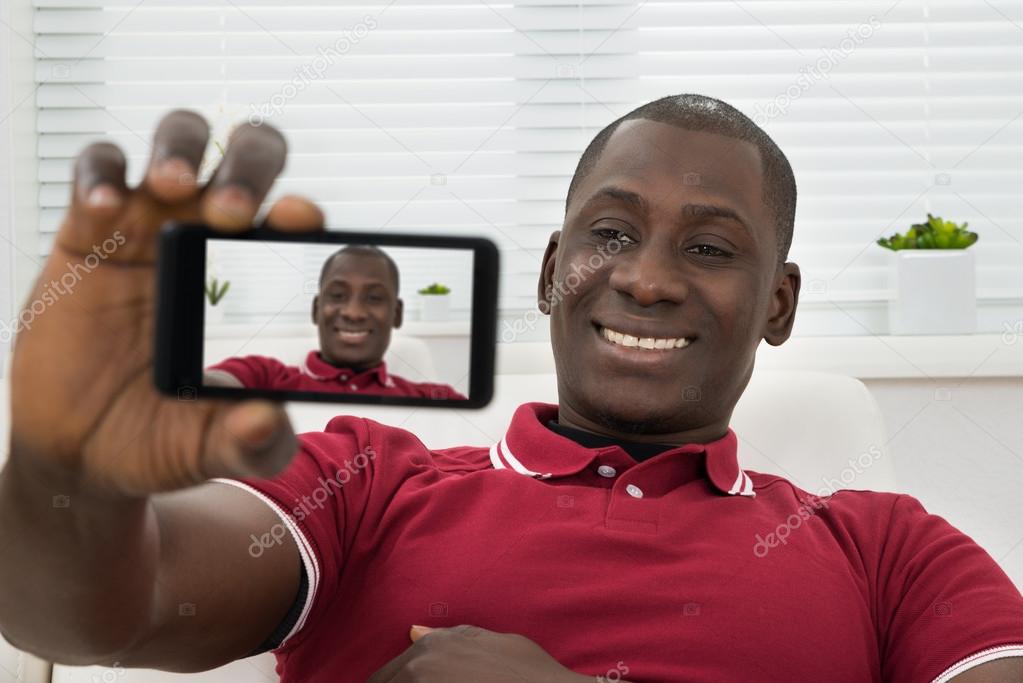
[417,282,451,295]
[205,277,231,306]
[877,213,978,251]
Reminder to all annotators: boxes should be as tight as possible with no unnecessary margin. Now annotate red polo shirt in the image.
[214,403,1023,682]
[207,350,466,400]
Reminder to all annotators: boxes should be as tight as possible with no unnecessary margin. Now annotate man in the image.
[205,245,466,400]
[2,100,1022,682]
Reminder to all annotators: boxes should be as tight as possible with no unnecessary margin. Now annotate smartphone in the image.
[154,222,498,408]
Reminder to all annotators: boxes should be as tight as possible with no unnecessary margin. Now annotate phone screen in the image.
[155,224,498,408]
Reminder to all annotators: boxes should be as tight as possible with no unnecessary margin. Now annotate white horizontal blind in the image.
[205,240,474,322]
[30,0,1023,331]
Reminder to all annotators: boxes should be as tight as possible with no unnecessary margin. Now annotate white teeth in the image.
[600,326,690,351]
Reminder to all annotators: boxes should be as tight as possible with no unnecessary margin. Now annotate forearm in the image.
[0,449,161,664]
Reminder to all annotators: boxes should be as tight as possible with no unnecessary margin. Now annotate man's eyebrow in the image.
[588,186,648,213]
[680,203,753,236]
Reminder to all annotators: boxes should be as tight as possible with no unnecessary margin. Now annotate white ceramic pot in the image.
[419,294,450,322]
[888,250,976,335]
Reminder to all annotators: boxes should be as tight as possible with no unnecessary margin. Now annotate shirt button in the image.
[350,383,358,390]
[597,465,617,478]
[626,484,644,499]
[340,374,348,381]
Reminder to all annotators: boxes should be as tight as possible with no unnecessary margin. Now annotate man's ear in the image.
[537,230,561,315]
[393,297,404,329]
[763,262,801,346]
[311,294,320,325]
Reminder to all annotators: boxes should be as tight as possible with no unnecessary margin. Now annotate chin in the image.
[587,390,694,435]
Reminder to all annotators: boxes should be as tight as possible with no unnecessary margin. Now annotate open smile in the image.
[590,322,695,368]
[595,323,692,350]
[334,328,372,344]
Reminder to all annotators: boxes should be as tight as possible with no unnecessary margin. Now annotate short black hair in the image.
[319,245,400,293]
[565,94,797,262]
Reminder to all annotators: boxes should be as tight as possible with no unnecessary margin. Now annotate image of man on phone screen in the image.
[204,244,466,399]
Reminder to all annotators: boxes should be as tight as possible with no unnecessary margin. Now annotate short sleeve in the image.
[210,416,381,651]
[207,355,282,389]
[877,494,1023,682]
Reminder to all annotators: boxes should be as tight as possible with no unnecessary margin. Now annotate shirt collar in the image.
[490,402,755,498]
[300,351,395,388]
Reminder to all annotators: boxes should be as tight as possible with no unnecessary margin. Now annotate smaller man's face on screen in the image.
[313,252,402,368]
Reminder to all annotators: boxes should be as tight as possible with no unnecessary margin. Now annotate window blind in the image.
[30,0,1023,333]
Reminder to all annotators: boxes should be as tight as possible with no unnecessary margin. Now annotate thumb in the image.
[202,400,298,479]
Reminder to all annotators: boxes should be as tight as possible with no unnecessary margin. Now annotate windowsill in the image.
[755,334,1023,379]
[204,319,472,339]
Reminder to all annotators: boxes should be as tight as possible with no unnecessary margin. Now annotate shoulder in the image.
[297,414,491,476]
[386,374,466,400]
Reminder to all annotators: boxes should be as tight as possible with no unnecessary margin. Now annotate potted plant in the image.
[878,213,978,335]
[418,282,451,322]
[205,277,230,325]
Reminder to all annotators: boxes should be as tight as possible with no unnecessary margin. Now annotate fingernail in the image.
[409,624,434,641]
[85,184,122,208]
[206,185,256,226]
[154,157,196,186]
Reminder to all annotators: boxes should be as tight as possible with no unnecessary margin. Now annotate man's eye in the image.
[686,244,733,258]
[592,228,636,246]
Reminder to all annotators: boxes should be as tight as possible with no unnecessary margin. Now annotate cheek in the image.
[551,253,608,313]
[697,276,760,340]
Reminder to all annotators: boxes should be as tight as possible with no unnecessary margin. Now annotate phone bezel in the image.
[154,222,499,409]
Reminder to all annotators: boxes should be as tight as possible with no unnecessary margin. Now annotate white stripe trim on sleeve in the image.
[211,478,320,649]
[931,644,1023,683]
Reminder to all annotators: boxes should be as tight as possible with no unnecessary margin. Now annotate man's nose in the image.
[607,243,689,308]
[340,300,369,321]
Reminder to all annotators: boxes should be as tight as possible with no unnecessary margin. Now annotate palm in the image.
[7,110,316,496]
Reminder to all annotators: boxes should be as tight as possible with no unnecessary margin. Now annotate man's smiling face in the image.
[313,251,403,369]
[541,119,800,440]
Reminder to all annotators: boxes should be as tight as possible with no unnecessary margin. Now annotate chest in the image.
[317,475,880,682]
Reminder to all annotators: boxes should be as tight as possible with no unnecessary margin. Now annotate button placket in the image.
[605,471,659,534]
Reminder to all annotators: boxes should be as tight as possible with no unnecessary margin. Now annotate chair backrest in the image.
[286,368,895,493]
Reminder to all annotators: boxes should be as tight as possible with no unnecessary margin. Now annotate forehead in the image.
[323,252,393,284]
[572,119,768,226]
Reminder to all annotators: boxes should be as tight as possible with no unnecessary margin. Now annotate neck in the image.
[319,353,382,375]
[555,398,730,446]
